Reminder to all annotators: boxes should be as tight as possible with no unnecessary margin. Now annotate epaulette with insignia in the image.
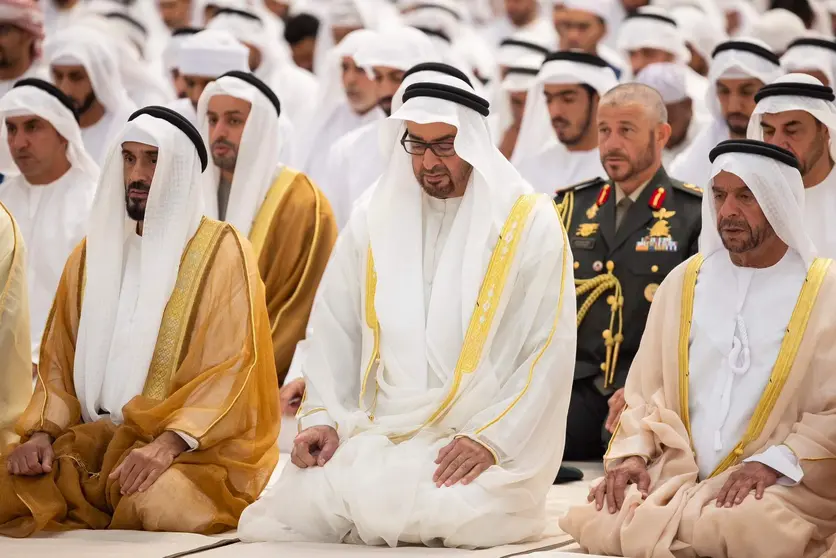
[672,181,703,197]
[555,176,607,195]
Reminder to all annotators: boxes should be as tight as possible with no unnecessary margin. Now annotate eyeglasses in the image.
[400,131,457,158]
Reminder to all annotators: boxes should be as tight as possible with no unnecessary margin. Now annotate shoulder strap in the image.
[142,218,227,400]
[249,166,301,256]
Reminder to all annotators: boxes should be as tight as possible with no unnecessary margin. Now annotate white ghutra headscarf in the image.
[74,108,206,424]
[196,72,282,236]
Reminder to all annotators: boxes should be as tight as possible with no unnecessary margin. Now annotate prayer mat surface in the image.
[0,419,606,557]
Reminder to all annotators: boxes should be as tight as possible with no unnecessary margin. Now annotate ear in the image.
[657,121,672,149]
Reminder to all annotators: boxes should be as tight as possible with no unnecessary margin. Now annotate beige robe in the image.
[560,254,836,558]
[0,202,32,450]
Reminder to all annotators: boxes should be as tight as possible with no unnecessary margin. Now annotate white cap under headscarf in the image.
[747,73,836,162]
[554,0,614,21]
[703,141,815,268]
[206,8,289,84]
[781,36,836,87]
[635,62,689,104]
[163,27,201,73]
[74,109,206,424]
[297,29,380,171]
[749,9,807,55]
[511,52,618,165]
[177,28,250,77]
[196,73,282,236]
[0,83,98,180]
[44,27,137,126]
[616,6,691,64]
[671,5,729,66]
[313,0,401,75]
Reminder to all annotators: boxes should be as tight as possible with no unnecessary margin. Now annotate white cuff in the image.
[283,340,308,385]
[172,430,199,452]
[297,409,337,432]
[744,445,803,485]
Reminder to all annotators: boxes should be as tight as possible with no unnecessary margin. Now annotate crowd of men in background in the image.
[0,0,834,554]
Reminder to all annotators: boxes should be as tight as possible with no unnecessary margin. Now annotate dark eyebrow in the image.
[22,118,41,127]
[143,149,158,157]
[224,110,244,116]
[784,120,802,127]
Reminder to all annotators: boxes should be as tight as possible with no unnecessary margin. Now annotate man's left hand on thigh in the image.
[715,462,779,508]
[433,437,496,488]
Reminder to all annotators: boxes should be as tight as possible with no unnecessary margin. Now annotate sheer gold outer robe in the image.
[250,169,337,384]
[0,202,32,451]
[560,256,836,558]
[0,220,279,537]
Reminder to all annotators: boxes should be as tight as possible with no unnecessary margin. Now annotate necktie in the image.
[616,196,633,230]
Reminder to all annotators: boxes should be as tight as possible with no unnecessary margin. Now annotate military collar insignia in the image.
[648,187,665,210]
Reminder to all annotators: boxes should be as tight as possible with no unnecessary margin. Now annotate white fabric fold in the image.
[73,112,205,424]
[177,29,250,78]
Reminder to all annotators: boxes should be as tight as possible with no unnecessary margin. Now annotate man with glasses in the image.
[238,64,576,548]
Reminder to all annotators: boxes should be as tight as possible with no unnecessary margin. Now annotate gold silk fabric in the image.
[0,202,32,451]
[0,220,279,537]
[249,168,337,384]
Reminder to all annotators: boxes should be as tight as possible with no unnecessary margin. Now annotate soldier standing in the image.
[556,83,703,461]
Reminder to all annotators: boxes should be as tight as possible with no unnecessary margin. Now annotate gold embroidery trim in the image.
[386,193,540,443]
[193,227,262,439]
[249,166,299,257]
[358,246,380,417]
[556,190,574,232]
[142,219,225,400]
[472,198,569,436]
[706,257,831,478]
[678,254,705,443]
[269,176,324,336]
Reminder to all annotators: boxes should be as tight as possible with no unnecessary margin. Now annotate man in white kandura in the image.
[562,139,836,557]
[748,73,836,258]
[238,66,577,548]
[670,38,781,188]
[0,78,97,366]
[512,51,617,194]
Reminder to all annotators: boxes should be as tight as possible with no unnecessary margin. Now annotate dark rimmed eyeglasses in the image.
[400,131,457,158]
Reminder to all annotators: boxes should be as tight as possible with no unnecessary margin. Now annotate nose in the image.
[422,148,442,169]
[9,131,28,151]
[129,161,153,185]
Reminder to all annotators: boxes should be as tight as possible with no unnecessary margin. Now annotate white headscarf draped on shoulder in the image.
[0,79,97,179]
[511,51,617,165]
[74,106,207,424]
[196,71,282,236]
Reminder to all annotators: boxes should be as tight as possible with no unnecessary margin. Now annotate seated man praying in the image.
[0,106,279,537]
[561,139,836,558]
[237,64,577,548]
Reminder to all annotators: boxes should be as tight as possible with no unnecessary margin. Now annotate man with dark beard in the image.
[555,83,703,462]
[46,28,137,166]
[749,74,836,258]
[197,71,337,384]
[0,0,48,98]
[513,52,617,194]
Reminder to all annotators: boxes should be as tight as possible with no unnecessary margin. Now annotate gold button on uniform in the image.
[593,260,603,272]
[573,261,580,270]
[651,265,659,273]
[645,283,659,302]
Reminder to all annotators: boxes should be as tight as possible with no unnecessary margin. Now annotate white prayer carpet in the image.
[0,418,607,558]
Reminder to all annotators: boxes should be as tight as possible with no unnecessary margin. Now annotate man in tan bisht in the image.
[0,106,279,536]
[197,71,337,384]
[561,139,836,558]
[0,203,31,451]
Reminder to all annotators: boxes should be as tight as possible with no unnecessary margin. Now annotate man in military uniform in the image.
[556,82,703,461]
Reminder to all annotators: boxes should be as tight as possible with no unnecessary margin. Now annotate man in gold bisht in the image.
[196,71,337,384]
[0,203,32,451]
[561,139,836,557]
[0,106,279,537]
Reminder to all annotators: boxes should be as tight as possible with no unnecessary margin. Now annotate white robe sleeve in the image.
[457,204,577,464]
[295,221,365,432]
[744,444,804,485]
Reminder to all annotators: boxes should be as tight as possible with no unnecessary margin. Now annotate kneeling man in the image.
[561,139,836,558]
[238,66,577,548]
[0,106,279,537]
